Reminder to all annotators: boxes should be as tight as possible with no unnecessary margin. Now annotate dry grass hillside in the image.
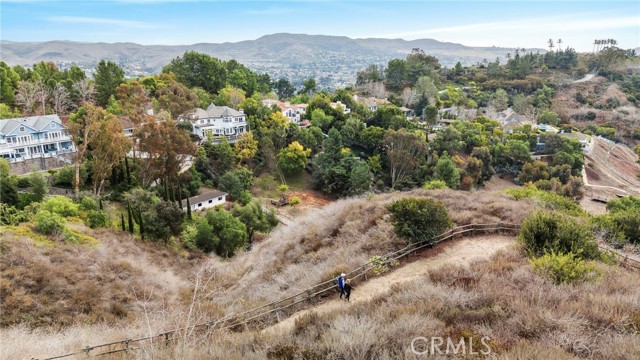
[1,189,533,359]
[552,76,639,140]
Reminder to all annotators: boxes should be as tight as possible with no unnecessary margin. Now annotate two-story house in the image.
[0,114,75,161]
[262,99,308,124]
[181,104,249,143]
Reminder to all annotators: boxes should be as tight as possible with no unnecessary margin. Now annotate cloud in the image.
[47,16,162,29]
[377,14,640,39]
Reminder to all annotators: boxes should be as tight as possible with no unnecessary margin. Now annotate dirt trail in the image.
[265,235,514,335]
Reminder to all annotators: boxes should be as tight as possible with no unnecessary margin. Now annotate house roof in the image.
[0,114,62,136]
[181,189,227,208]
[187,104,244,120]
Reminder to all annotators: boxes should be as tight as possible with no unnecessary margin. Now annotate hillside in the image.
[0,34,536,88]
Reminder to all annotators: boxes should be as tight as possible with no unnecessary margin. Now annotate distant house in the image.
[262,99,307,123]
[181,190,227,211]
[0,114,75,161]
[399,106,414,118]
[496,108,533,133]
[353,95,388,112]
[181,104,249,143]
[330,101,351,114]
[118,116,135,137]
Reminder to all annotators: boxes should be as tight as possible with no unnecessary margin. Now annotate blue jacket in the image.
[337,276,345,289]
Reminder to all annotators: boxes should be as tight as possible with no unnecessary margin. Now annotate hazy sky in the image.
[1,0,638,52]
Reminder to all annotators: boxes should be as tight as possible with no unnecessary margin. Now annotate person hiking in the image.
[344,278,353,302]
[337,273,346,299]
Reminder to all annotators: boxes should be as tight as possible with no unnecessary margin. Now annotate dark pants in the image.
[339,286,345,299]
[344,288,351,301]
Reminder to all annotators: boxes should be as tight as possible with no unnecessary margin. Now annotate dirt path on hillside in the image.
[264,235,514,335]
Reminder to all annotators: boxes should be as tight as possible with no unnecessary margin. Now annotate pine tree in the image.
[186,197,192,220]
[120,213,126,231]
[138,207,145,240]
[127,201,134,233]
[124,156,132,185]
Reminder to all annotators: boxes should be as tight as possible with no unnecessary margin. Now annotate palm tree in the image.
[557,38,563,51]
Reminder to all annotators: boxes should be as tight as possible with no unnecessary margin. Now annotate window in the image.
[208,200,213,204]
[50,123,56,129]
[218,197,223,201]
[19,126,25,132]
[198,203,202,207]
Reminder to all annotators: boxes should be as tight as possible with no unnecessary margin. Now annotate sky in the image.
[0,0,638,52]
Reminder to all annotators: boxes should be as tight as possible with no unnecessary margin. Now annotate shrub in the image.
[180,223,198,250]
[423,180,448,190]
[79,196,98,211]
[609,209,640,245]
[530,251,600,284]
[87,210,109,228]
[387,197,452,244]
[34,210,66,235]
[288,196,301,206]
[519,211,599,259]
[506,187,584,216]
[42,196,79,217]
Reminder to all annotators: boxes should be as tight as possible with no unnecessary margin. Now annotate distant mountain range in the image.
[0,33,541,89]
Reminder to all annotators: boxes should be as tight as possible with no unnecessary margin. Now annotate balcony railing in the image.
[2,137,73,147]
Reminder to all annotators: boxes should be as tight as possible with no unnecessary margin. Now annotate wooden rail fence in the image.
[35,222,637,359]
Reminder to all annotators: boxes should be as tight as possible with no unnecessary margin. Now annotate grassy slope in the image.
[2,189,534,358]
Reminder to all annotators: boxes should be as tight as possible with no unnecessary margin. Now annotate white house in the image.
[0,114,75,161]
[353,95,388,112]
[262,99,308,123]
[181,190,227,211]
[181,104,249,143]
[330,101,351,114]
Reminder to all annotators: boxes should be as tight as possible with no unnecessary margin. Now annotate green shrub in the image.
[180,223,198,250]
[422,180,448,190]
[42,196,79,217]
[530,251,600,284]
[506,187,584,216]
[519,211,599,259]
[79,196,98,211]
[609,209,640,245]
[387,197,452,244]
[34,210,66,235]
[87,210,110,228]
[288,196,301,206]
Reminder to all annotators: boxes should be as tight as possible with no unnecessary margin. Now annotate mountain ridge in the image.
[0,33,543,88]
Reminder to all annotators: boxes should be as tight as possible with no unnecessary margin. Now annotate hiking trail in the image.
[265,235,514,334]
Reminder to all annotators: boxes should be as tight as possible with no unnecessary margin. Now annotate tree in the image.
[0,62,20,105]
[433,152,461,189]
[464,157,483,185]
[50,82,72,115]
[505,139,531,164]
[302,78,317,96]
[66,104,105,194]
[94,60,125,106]
[470,146,495,181]
[537,111,561,126]
[423,105,438,125]
[234,132,258,164]
[28,172,49,203]
[90,112,132,195]
[219,167,253,202]
[231,200,279,242]
[384,129,427,188]
[136,120,196,189]
[493,89,509,112]
[415,76,437,104]
[15,80,38,114]
[386,59,406,91]
[197,209,248,257]
[196,137,237,184]
[512,94,532,115]
[387,198,452,244]
[277,141,311,175]
[143,201,184,244]
[155,74,199,118]
[272,78,295,99]
[162,51,227,94]
[216,85,246,109]
[72,78,95,105]
[116,80,150,125]
[349,161,371,195]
